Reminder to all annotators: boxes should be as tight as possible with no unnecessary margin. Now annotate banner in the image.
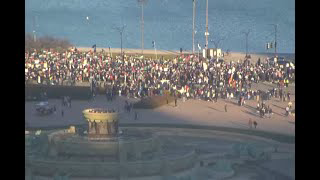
[203,62,208,71]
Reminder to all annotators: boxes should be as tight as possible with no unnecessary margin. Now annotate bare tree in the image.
[25,33,72,52]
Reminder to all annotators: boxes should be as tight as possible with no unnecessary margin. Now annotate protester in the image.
[25,49,295,106]
[253,121,258,129]
[268,106,273,118]
[134,111,138,120]
[285,106,290,116]
[175,97,178,107]
[288,101,293,110]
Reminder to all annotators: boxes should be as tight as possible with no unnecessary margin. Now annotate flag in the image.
[229,74,233,84]
[92,44,96,53]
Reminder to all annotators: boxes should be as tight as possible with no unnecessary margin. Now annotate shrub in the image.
[133,95,175,109]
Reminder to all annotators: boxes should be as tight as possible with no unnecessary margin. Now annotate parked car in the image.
[35,101,54,115]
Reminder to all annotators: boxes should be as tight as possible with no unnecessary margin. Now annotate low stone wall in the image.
[27,150,196,177]
[50,132,157,157]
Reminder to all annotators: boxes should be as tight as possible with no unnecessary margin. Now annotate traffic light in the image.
[270,42,273,49]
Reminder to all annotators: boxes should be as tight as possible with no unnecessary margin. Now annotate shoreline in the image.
[75,47,294,55]
[73,47,294,62]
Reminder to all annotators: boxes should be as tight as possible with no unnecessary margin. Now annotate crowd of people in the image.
[25,48,295,109]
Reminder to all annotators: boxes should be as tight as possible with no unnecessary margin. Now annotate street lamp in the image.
[241,30,250,58]
[138,0,148,56]
[192,0,196,54]
[114,24,126,61]
[270,24,278,57]
[205,0,209,50]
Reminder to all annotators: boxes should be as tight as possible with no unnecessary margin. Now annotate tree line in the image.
[25,33,73,52]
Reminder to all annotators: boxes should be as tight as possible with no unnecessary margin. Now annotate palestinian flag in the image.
[228,74,233,84]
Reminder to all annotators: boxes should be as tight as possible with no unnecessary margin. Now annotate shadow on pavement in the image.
[241,110,262,119]
[272,104,286,110]
[207,106,224,112]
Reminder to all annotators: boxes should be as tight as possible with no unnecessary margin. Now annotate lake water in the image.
[25,0,295,53]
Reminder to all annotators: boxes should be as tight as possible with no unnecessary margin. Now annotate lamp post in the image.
[192,0,196,54]
[241,30,250,58]
[138,0,148,56]
[205,0,209,50]
[270,24,278,57]
[114,24,126,61]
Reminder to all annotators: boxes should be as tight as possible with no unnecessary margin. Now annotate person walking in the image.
[253,121,258,129]
[285,106,290,116]
[269,107,273,118]
[175,97,178,107]
[224,103,228,112]
[288,101,293,110]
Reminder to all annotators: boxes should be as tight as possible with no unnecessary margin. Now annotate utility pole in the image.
[192,0,196,54]
[138,0,148,56]
[205,0,209,50]
[241,30,250,58]
[141,3,144,55]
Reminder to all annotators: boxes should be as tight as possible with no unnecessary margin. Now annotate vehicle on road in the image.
[35,101,54,115]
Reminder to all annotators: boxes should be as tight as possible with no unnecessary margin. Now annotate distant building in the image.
[203,48,222,59]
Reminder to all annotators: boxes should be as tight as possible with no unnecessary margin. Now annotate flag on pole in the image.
[228,74,233,84]
[92,44,96,53]
[152,41,155,48]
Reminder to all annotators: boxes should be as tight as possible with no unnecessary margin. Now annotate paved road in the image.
[25,82,295,136]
